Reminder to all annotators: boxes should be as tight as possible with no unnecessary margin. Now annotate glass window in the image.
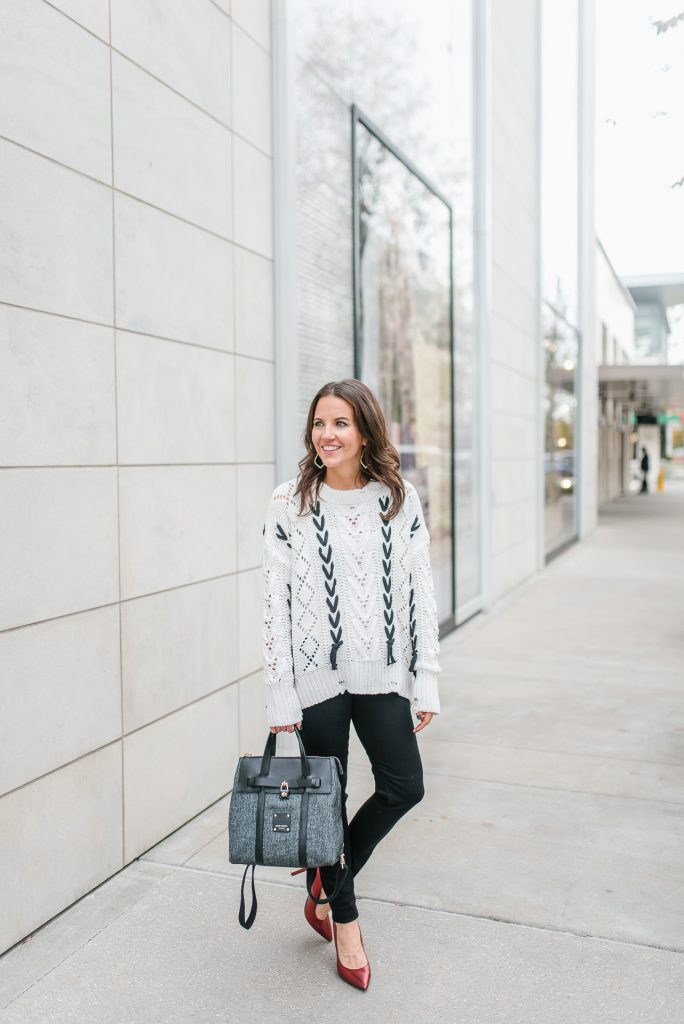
[541,0,579,556]
[286,0,476,623]
[543,304,578,550]
[634,304,664,361]
[353,113,455,624]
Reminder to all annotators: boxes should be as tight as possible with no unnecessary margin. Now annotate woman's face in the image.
[312,395,367,472]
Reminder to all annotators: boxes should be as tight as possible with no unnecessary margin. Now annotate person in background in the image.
[640,447,650,493]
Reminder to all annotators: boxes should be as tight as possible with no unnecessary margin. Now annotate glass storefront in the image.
[287,0,477,626]
[543,304,578,548]
[353,111,455,623]
[541,0,580,555]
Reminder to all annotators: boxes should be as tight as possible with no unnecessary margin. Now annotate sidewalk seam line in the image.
[352,742,684,768]
[147,861,684,956]
[346,762,684,805]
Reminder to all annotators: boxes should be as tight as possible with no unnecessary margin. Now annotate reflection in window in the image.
[634,304,666,362]
[541,0,580,556]
[353,112,454,624]
[543,304,578,550]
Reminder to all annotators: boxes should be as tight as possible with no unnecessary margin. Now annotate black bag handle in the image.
[259,725,310,779]
[303,863,348,905]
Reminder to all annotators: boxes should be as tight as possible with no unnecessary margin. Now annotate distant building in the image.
[623,273,684,365]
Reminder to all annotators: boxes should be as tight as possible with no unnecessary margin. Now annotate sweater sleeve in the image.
[408,485,442,714]
[262,488,303,727]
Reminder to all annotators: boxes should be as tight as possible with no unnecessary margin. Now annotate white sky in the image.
[595,0,684,277]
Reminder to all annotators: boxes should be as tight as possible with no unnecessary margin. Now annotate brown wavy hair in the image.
[293,379,407,520]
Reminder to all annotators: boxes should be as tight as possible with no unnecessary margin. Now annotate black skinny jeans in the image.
[299,691,425,924]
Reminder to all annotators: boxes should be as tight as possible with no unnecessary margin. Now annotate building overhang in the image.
[546,363,684,414]
[598,363,684,414]
[621,273,684,309]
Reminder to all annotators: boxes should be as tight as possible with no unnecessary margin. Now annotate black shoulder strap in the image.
[238,864,258,929]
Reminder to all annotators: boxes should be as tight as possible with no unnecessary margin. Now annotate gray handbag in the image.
[228,726,348,929]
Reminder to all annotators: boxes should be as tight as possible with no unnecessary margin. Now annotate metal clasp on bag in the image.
[279,780,289,799]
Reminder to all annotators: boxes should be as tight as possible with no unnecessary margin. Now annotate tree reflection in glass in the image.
[355,119,454,622]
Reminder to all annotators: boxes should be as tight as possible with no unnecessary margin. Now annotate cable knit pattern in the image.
[311,499,344,669]
[261,476,442,726]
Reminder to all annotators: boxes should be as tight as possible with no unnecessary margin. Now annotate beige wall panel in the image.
[0,468,119,631]
[118,465,237,599]
[114,194,234,351]
[0,306,116,467]
[234,247,274,362]
[232,23,272,155]
[234,357,275,463]
[232,0,271,51]
[48,0,110,40]
[489,0,541,599]
[111,54,232,237]
[0,0,111,180]
[0,140,113,322]
[116,332,235,465]
[121,575,239,733]
[232,136,273,259]
[238,671,268,755]
[0,743,123,956]
[123,686,238,861]
[236,463,277,572]
[0,606,121,796]
[237,566,262,680]
[110,0,231,123]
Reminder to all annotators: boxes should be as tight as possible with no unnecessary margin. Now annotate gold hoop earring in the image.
[360,446,368,470]
[314,453,324,470]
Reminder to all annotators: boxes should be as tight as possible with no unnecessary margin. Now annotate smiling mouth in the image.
[321,446,341,452]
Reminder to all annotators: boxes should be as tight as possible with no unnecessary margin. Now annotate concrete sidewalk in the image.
[2,482,683,1022]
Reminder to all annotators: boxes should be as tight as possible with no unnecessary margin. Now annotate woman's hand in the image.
[269,720,303,734]
[413,710,434,734]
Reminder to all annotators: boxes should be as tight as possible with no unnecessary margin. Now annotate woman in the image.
[262,378,441,991]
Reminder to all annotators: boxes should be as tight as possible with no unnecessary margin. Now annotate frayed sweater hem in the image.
[266,657,441,725]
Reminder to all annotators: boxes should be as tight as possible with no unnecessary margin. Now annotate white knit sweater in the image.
[261,475,442,726]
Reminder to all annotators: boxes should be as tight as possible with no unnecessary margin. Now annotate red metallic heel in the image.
[290,867,332,942]
[332,921,371,991]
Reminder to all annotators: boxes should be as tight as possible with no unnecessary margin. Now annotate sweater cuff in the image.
[413,670,441,714]
[266,683,303,727]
